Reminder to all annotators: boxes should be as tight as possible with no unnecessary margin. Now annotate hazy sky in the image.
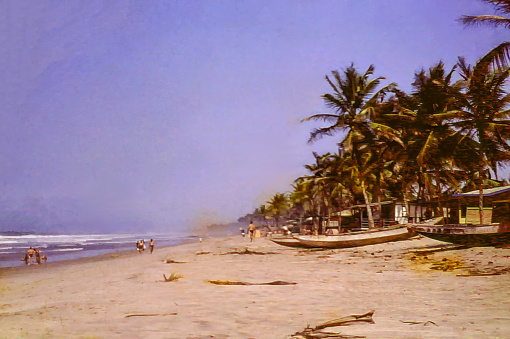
[0,0,507,233]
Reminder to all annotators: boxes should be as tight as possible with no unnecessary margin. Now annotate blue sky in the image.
[0,0,507,233]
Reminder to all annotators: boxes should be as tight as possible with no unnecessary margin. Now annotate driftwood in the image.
[457,272,502,277]
[165,259,187,264]
[400,320,438,326]
[207,280,296,285]
[195,251,211,255]
[125,313,177,318]
[314,311,374,330]
[291,311,374,339]
[292,330,365,339]
[220,248,277,255]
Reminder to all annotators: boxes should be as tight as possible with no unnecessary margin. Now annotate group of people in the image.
[136,239,155,254]
[23,247,46,265]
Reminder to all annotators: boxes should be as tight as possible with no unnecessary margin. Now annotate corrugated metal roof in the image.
[452,186,510,197]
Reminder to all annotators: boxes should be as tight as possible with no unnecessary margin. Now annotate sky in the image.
[0,0,507,233]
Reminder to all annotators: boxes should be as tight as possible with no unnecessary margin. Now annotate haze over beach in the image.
[4,2,510,338]
[0,0,508,235]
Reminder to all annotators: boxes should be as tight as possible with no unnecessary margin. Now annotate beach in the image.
[1,235,510,338]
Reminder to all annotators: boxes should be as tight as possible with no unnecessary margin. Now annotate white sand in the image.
[1,235,510,338]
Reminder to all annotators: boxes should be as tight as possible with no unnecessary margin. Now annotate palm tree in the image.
[303,64,400,228]
[399,62,467,218]
[289,180,316,232]
[295,153,333,233]
[266,193,289,229]
[454,44,510,223]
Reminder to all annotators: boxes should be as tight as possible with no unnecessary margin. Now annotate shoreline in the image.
[0,232,204,270]
[0,237,200,275]
[1,235,510,338]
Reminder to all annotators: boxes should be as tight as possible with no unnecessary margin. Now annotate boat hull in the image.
[415,229,510,246]
[293,226,412,249]
[269,237,314,248]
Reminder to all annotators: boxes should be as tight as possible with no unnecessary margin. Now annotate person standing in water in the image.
[27,247,35,265]
[35,248,41,264]
[248,221,256,242]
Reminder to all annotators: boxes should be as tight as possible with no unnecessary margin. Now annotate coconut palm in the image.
[400,62,467,216]
[295,152,335,233]
[454,44,510,223]
[303,64,401,228]
[289,180,317,232]
[266,193,289,229]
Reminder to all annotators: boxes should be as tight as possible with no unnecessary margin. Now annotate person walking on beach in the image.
[27,247,35,265]
[149,239,155,254]
[248,221,256,242]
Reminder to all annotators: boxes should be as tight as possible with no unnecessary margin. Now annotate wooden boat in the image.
[411,186,510,246]
[269,236,314,248]
[292,225,413,249]
[412,224,510,246]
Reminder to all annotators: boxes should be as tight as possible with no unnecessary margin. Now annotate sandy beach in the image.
[1,235,510,338]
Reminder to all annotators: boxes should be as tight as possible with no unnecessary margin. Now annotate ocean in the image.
[0,232,197,268]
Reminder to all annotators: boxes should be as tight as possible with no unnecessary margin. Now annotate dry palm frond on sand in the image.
[207,280,296,285]
[292,310,374,339]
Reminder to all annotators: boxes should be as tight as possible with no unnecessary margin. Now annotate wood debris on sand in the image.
[165,258,187,264]
[125,313,177,318]
[207,280,296,285]
[291,310,374,339]
[400,320,438,326]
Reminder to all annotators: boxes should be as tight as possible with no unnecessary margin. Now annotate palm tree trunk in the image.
[361,180,375,229]
[327,197,332,231]
[416,184,422,222]
[479,184,484,225]
[402,182,410,223]
[339,189,343,231]
[376,177,382,227]
[436,170,442,218]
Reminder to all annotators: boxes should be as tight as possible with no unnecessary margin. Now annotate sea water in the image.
[0,232,197,268]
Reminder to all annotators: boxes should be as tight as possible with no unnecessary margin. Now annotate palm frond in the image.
[417,131,438,166]
[474,42,510,75]
[308,126,341,143]
[459,15,510,28]
[368,122,404,146]
[301,113,343,123]
[364,83,398,107]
